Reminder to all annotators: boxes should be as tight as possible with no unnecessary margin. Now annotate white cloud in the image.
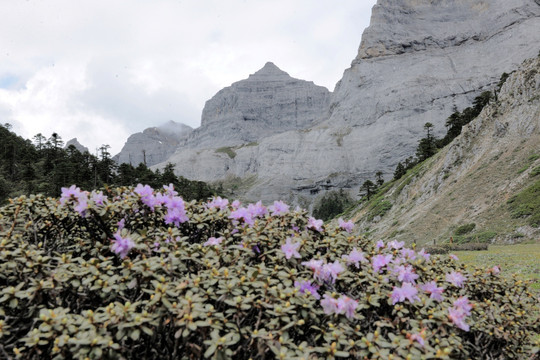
[0,0,376,154]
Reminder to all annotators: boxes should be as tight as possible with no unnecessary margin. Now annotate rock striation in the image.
[65,138,89,153]
[178,62,331,150]
[156,0,540,204]
[114,121,192,166]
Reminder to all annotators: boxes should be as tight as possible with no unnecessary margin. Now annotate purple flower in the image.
[134,183,153,197]
[321,294,339,315]
[447,298,472,332]
[247,201,267,217]
[337,218,354,233]
[418,248,431,261]
[90,190,107,206]
[134,184,157,210]
[294,280,320,299]
[376,240,385,250]
[73,198,89,217]
[269,200,289,216]
[207,196,229,210]
[489,265,501,275]
[302,259,344,284]
[117,219,126,230]
[372,254,393,273]
[342,248,367,268]
[231,200,241,209]
[448,307,470,331]
[409,332,425,347]
[60,185,84,205]
[163,184,178,196]
[321,294,358,319]
[164,208,189,226]
[336,295,358,319]
[307,217,323,232]
[388,240,404,250]
[164,196,185,210]
[229,207,255,226]
[421,281,444,301]
[453,296,472,316]
[449,254,459,261]
[321,260,345,283]
[394,264,419,283]
[390,283,420,305]
[400,248,417,260]
[203,236,224,246]
[111,231,135,259]
[446,271,467,288]
[281,238,301,259]
[301,259,324,272]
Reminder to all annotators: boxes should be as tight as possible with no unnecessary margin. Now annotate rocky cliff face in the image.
[114,121,192,166]
[179,62,331,150]
[350,55,540,244]
[156,0,540,204]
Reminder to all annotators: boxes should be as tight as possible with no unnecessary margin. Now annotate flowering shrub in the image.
[0,185,538,359]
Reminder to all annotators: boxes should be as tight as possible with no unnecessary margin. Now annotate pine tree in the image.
[375,171,384,187]
[361,180,376,200]
[393,162,406,180]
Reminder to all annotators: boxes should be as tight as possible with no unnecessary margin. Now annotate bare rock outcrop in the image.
[179,62,331,150]
[114,121,192,166]
[157,0,540,204]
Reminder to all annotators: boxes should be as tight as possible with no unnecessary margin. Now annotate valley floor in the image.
[455,243,540,293]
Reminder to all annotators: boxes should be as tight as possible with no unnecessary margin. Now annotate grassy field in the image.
[454,243,540,292]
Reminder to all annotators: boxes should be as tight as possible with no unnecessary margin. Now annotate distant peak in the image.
[250,62,290,79]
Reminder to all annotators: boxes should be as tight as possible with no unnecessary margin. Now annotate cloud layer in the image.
[0,0,375,154]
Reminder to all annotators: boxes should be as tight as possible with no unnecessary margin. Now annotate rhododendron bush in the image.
[0,185,538,359]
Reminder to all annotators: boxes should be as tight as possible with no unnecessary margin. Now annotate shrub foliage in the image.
[0,186,538,359]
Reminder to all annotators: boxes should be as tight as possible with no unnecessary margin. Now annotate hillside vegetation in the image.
[0,126,219,205]
[348,56,540,246]
[0,186,538,359]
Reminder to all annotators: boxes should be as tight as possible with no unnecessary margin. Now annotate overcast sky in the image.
[0,0,376,155]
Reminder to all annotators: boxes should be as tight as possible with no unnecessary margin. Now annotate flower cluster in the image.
[111,231,135,258]
[448,297,473,331]
[2,184,538,360]
[320,294,358,319]
[60,185,107,217]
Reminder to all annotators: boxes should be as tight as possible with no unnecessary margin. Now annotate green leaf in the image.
[130,329,140,341]
[204,344,217,358]
[141,326,153,336]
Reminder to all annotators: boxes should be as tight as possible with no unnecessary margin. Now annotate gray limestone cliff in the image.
[114,121,192,166]
[350,55,540,244]
[178,62,331,149]
[65,138,89,153]
[156,0,540,204]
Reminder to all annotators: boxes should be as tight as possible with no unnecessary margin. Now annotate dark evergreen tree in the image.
[361,180,376,200]
[312,189,353,221]
[416,122,437,161]
[375,171,384,187]
[393,162,406,180]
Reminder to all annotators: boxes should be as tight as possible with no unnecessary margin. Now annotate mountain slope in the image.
[350,55,540,244]
[156,0,540,204]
